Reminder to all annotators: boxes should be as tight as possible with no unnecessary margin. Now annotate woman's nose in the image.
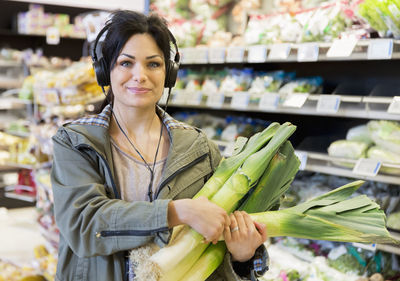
[132,63,147,83]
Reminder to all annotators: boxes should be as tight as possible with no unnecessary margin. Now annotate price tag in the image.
[268,44,291,60]
[327,37,358,58]
[208,47,226,63]
[179,48,189,64]
[259,93,279,110]
[172,90,186,105]
[387,96,400,114]
[0,100,12,109]
[186,91,203,106]
[283,93,309,108]
[368,39,393,60]
[194,48,209,64]
[158,89,169,105]
[247,45,267,63]
[46,27,60,45]
[206,92,225,108]
[223,142,235,157]
[316,95,341,114]
[297,43,319,62]
[294,151,308,171]
[352,243,377,252]
[352,158,381,177]
[231,92,250,109]
[226,46,245,63]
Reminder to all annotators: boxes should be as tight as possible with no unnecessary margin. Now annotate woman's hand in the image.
[224,211,267,262]
[168,197,230,244]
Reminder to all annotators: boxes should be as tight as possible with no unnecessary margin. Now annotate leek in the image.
[194,122,280,200]
[149,122,296,273]
[250,180,399,244]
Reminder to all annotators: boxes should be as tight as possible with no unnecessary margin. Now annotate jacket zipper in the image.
[155,153,208,199]
[75,144,120,199]
[97,228,168,238]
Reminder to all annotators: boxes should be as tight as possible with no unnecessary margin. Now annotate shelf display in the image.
[17,4,86,38]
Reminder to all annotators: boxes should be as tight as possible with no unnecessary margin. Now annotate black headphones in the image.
[91,23,180,89]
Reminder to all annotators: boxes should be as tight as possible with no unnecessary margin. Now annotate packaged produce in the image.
[346,124,373,145]
[327,140,369,167]
[387,211,400,231]
[367,120,400,154]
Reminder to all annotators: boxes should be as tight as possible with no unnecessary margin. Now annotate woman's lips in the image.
[127,87,151,94]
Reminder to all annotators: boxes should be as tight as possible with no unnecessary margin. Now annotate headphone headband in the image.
[91,21,180,88]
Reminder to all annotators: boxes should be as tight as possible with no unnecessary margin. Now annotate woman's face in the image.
[110,33,166,110]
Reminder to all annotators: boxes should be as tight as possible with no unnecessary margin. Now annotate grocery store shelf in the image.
[0,78,23,89]
[180,39,400,64]
[0,29,85,40]
[0,163,35,172]
[0,60,23,67]
[0,97,31,110]
[4,191,36,202]
[165,92,400,121]
[377,231,400,255]
[300,150,400,185]
[212,140,400,185]
[8,0,146,12]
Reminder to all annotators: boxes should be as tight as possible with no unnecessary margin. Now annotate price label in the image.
[352,243,377,252]
[46,27,60,45]
[259,93,279,110]
[226,46,245,63]
[223,142,235,157]
[297,43,319,62]
[206,92,225,108]
[172,90,186,105]
[368,39,393,60]
[0,100,12,109]
[268,44,291,60]
[353,158,381,177]
[327,37,358,58]
[186,91,203,106]
[295,151,308,171]
[158,89,169,105]
[316,95,341,114]
[247,45,267,63]
[231,92,250,109]
[387,96,400,114]
[283,93,309,108]
[194,48,209,64]
[208,47,226,63]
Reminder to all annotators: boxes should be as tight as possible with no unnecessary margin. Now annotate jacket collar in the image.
[64,104,211,192]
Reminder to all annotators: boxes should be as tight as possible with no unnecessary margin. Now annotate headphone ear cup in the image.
[164,60,179,88]
[93,57,110,87]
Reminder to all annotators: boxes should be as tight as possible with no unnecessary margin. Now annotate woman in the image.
[51,10,267,281]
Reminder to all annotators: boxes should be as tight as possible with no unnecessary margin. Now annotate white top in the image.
[110,138,167,202]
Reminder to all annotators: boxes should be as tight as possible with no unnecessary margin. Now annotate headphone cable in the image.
[101,86,170,202]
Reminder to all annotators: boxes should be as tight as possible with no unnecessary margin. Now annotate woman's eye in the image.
[149,62,161,68]
[120,61,132,67]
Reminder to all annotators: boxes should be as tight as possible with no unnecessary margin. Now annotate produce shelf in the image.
[164,92,400,121]
[213,141,400,185]
[180,39,400,64]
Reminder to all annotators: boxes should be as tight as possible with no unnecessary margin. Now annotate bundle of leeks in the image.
[130,122,399,281]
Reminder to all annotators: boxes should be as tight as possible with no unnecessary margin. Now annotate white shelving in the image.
[164,91,400,121]
[180,39,400,64]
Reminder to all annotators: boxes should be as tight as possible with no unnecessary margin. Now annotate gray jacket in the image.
[51,105,258,281]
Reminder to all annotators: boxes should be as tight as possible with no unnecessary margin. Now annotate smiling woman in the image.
[110,33,166,111]
[50,9,268,281]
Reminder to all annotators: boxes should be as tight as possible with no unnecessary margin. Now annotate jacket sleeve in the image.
[51,128,171,258]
